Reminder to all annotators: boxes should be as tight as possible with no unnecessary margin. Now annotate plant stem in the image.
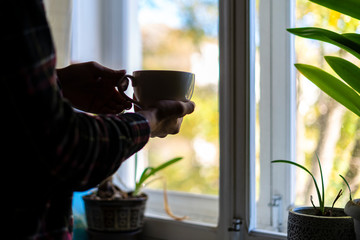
[316,154,325,215]
[339,174,352,201]
[135,153,138,186]
[272,160,323,214]
[331,189,343,210]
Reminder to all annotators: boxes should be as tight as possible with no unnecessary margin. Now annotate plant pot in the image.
[345,199,360,240]
[83,193,148,232]
[287,207,355,240]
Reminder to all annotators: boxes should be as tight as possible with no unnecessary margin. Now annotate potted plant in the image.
[342,176,360,240]
[288,0,360,118]
[83,156,184,239]
[286,1,360,237]
[272,157,355,240]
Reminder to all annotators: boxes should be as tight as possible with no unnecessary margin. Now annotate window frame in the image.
[143,0,289,238]
[71,0,294,239]
[256,0,296,233]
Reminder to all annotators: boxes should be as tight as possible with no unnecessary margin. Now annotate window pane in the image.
[295,0,360,209]
[139,0,219,196]
[255,0,360,235]
[255,0,295,233]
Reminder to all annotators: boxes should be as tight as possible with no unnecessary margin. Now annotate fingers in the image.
[94,62,126,78]
[90,90,132,114]
[180,101,195,116]
[134,100,195,138]
[155,100,195,120]
[150,118,183,138]
[117,77,129,91]
[90,61,126,85]
[107,92,132,112]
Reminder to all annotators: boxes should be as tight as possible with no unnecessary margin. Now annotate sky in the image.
[138,0,183,29]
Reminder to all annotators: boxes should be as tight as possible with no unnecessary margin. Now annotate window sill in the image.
[143,189,218,227]
[142,189,219,240]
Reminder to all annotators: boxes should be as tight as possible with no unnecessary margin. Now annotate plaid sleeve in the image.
[53,112,150,190]
[4,1,150,239]
[2,0,150,191]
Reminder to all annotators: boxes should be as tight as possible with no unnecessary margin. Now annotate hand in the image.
[56,61,132,114]
[136,100,195,138]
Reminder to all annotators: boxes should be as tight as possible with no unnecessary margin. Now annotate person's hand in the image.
[56,61,132,114]
[136,100,195,138]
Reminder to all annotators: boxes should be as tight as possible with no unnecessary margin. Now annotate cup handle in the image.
[117,75,143,109]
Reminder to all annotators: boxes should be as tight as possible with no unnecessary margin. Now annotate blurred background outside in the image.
[292,0,360,208]
[68,0,360,235]
[138,0,220,196]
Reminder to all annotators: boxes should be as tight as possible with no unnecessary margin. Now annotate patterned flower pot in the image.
[287,207,355,240]
[345,199,360,240]
[83,193,148,232]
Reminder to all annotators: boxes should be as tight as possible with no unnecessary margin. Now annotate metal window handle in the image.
[228,218,242,232]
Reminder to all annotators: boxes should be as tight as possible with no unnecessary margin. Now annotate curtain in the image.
[44,0,72,68]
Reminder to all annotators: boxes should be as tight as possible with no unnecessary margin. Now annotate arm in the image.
[2,1,150,191]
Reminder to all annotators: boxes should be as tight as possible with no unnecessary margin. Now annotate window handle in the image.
[228,218,242,232]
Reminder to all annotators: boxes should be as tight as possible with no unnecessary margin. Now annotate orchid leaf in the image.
[287,28,360,60]
[340,174,353,201]
[343,33,360,46]
[272,160,323,212]
[134,157,183,196]
[316,154,325,213]
[325,56,360,94]
[150,157,183,175]
[310,0,360,20]
[295,63,360,117]
[136,167,154,191]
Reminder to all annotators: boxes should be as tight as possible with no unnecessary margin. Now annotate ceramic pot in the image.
[287,207,355,240]
[83,194,148,232]
[345,199,360,240]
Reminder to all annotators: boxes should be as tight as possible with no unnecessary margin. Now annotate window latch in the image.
[268,194,283,232]
[228,218,242,232]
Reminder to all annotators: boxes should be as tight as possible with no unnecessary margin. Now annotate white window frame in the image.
[71,0,295,239]
[257,0,296,233]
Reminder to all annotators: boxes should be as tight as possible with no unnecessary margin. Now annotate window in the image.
[136,0,220,227]
[294,0,360,211]
[254,0,360,236]
[70,0,360,239]
[255,0,295,234]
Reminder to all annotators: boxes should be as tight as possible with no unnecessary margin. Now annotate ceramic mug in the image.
[117,70,195,108]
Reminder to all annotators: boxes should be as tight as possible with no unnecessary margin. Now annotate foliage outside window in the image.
[294,0,360,209]
[139,0,220,196]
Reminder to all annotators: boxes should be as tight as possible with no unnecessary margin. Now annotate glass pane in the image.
[255,0,360,234]
[138,0,219,196]
[255,0,294,233]
[295,0,360,209]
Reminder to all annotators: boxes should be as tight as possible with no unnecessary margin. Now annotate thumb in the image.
[93,62,126,80]
[156,101,195,119]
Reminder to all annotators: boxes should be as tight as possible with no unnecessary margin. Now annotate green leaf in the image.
[325,56,360,94]
[310,0,360,20]
[343,33,360,46]
[149,157,183,178]
[295,63,360,117]
[339,174,352,201]
[272,160,323,210]
[287,28,360,59]
[134,157,183,196]
[316,154,325,213]
[136,167,154,190]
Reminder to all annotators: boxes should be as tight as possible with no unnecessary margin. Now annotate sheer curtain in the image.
[44,0,72,68]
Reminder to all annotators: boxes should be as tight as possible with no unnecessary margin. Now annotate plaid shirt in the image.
[2,0,150,239]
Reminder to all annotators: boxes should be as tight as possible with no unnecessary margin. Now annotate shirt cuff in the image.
[116,112,151,154]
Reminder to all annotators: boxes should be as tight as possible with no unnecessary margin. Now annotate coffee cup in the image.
[117,70,195,108]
